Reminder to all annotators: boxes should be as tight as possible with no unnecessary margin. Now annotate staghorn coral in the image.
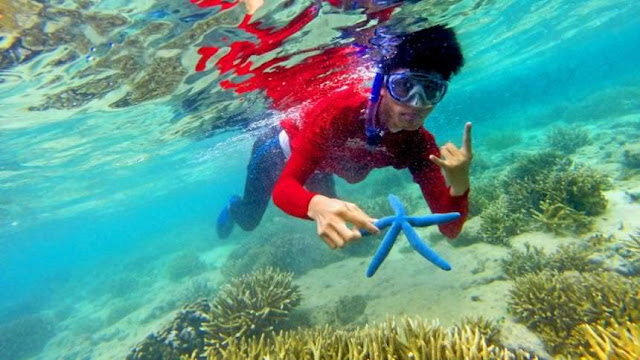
[576,321,640,360]
[201,317,536,359]
[530,199,592,235]
[501,243,596,279]
[586,232,616,247]
[501,243,548,279]
[453,316,502,347]
[546,125,591,154]
[619,230,640,267]
[478,152,610,238]
[203,267,301,353]
[507,270,639,356]
[478,196,525,246]
[548,243,596,273]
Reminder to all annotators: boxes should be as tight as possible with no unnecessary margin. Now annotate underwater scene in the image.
[1,0,639,359]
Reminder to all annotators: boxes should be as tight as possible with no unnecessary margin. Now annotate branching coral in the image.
[204,317,536,360]
[501,243,596,279]
[453,316,502,347]
[577,321,640,360]
[501,243,548,279]
[507,271,639,356]
[530,199,593,234]
[204,267,301,353]
[469,179,502,217]
[618,230,640,272]
[546,125,591,154]
[127,298,213,360]
[129,268,300,360]
[479,196,525,246]
[477,152,610,240]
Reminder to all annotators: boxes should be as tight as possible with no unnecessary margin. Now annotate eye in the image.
[393,77,415,97]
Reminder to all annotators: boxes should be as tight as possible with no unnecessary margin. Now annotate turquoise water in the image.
[1,0,639,358]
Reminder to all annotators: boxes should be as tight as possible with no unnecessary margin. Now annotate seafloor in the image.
[17,89,637,360]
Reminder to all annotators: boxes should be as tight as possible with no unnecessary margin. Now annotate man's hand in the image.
[429,122,473,196]
[307,195,380,249]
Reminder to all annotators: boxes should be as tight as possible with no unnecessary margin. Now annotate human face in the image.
[378,77,434,133]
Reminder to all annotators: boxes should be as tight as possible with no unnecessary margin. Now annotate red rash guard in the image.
[273,86,469,239]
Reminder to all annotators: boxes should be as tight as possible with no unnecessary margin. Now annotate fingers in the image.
[341,203,380,234]
[318,218,364,250]
[441,143,457,157]
[462,122,472,155]
[429,154,446,167]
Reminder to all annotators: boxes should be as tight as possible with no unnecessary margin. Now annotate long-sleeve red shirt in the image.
[273,86,469,238]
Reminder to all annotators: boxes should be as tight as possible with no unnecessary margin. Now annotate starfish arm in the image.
[360,216,395,236]
[406,212,461,227]
[388,194,406,217]
[402,221,452,271]
[366,221,402,277]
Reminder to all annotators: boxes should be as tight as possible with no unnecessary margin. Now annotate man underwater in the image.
[217,25,472,249]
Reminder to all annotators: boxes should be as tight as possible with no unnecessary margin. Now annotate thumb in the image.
[429,154,446,167]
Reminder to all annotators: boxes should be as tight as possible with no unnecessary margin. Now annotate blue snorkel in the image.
[365,67,385,147]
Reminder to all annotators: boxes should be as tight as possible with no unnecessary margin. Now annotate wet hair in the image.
[378,25,464,81]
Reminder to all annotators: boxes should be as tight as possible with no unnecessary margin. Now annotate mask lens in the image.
[388,72,447,107]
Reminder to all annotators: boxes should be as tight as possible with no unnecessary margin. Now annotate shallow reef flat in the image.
[29,110,640,359]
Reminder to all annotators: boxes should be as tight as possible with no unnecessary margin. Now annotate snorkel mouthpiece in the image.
[365,70,385,147]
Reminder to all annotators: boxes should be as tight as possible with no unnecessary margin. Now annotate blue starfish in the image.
[360,194,461,277]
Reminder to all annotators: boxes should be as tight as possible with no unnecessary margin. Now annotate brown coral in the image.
[577,321,640,360]
[507,270,639,356]
[203,317,536,360]
[203,267,301,352]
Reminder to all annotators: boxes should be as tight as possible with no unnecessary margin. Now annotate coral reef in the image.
[453,316,502,347]
[167,251,205,281]
[476,152,610,242]
[576,321,640,360]
[200,317,537,359]
[546,125,591,154]
[586,232,616,247]
[203,267,300,352]
[507,270,639,356]
[468,179,501,217]
[501,243,597,279]
[127,298,213,360]
[549,243,596,273]
[478,197,525,246]
[129,267,300,359]
[617,229,640,275]
[501,243,548,279]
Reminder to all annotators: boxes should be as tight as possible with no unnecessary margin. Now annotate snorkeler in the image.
[216,25,472,249]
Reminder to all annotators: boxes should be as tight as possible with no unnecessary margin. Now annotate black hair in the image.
[378,25,464,81]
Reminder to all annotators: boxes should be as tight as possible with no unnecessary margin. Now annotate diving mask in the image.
[386,71,448,108]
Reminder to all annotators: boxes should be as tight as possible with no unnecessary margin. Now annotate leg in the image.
[228,128,286,231]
